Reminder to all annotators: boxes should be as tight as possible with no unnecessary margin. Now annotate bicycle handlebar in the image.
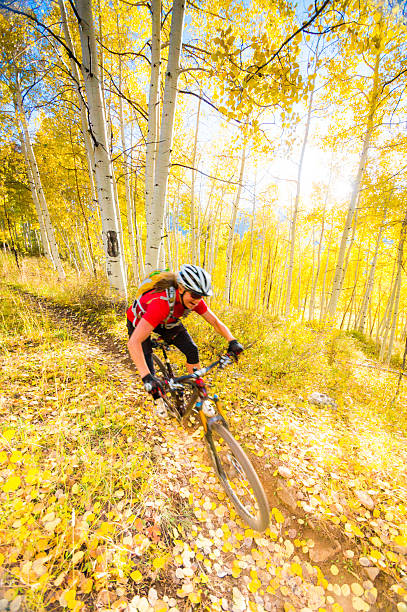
[172,352,236,384]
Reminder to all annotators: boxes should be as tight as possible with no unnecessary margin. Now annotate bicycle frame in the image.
[151,337,232,429]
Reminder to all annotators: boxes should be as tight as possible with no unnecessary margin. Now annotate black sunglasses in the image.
[189,290,204,300]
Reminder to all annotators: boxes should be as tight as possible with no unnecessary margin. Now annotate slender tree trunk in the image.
[59,0,98,210]
[74,0,127,297]
[383,210,407,365]
[145,0,186,271]
[145,0,161,233]
[246,192,256,309]
[224,146,246,302]
[190,95,201,263]
[377,260,396,345]
[17,129,51,262]
[255,230,265,309]
[3,198,20,269]
[68,124,97,276]
[357,208,386,333]
[133,163,145,278]
[286,84,315,316]
[309,201,327,320]
[119,61,139,283]
[15,85,65,280]
[267,229,279,311]
[327,51,381,320]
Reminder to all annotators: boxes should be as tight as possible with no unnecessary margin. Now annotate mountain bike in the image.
[150,337,270,532]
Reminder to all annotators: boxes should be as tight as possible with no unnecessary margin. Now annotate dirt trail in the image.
[3,283,399,612]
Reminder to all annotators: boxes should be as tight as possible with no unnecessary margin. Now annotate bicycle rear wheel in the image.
[205,422,270,532]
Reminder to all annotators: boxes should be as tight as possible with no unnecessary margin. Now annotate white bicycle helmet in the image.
[177,264,213,296]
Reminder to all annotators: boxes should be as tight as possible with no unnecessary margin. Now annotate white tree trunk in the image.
[59,0,98,210]
[15,86,65,280]
[119,64,139,282]
[74,0,127,297]
[286,84,314,317]
[145,0,161,234]
[17,126,52,263]
[245,191,256,309]
[357,208,386,333]
[190,95,201,263]
[145,0,186,272]
[224,147,246,302]
[382,210,407,364]
[327,51,381,320]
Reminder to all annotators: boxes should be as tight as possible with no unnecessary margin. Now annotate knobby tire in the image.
[206,422,270,532]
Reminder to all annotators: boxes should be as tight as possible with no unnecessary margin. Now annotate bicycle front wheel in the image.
[205,422,270,532]
[152,354,181,415]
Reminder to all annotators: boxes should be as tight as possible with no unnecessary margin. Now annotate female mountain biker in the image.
[126,264,243,400]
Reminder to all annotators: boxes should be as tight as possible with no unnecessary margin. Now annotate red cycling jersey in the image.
[126,288,207,329]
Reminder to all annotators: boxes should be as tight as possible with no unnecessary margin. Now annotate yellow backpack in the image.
[132,270,177,328]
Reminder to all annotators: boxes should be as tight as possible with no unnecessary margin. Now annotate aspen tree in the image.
[190,95,201,264]
[286,78,315,317]
[17,127,51,263]
[74,0,127,297]
[224,145,246,302]
[15,84,66,280]
[327,49,381,319]
[357,208,387,334]
[145,0,161,238]
[381,210,407,364]
[145,0,186,271]
[58,0,98,209]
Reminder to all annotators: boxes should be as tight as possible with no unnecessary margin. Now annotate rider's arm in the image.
[201,309,235,342]
[127,318,155,378]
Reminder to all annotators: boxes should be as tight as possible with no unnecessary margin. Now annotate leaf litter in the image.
[0,281,406,611]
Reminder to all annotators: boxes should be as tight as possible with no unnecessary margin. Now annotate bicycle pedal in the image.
[155,398,168,419]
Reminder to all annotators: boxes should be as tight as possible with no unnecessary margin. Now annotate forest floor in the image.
[0,258,407,612]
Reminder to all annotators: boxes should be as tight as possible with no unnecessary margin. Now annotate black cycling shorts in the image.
[127,319,199,374]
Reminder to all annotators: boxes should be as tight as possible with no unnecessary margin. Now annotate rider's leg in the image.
[168,326,201,373]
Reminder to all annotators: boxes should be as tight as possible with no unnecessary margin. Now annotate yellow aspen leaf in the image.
[232,566,241,578]
[332,605,343,612]
[153,557,167,570]
[9,451,23,463]
[130,570,143,582]
[71,483,80,494]
[351,583,364,596]
[369,549,382,561]
[370,536,382,547]
[0,451,8,463]
[248,578,261,593]
[72,551,84,565]
[80,578,93,594]
[0,553,4,566]
[386,550,398,563]
[394,535,407,546]
[61,588,77,607]
[154,602,168,612]
[25,468,38,484]
[3,476,21,492]
[272,508,284,524]
[222,541,233,553]
[3,429,15,441]
[284,604,295,612]
[188,591,201,604]
[351,524,364,537]
[291,562,302,577]
[330,564,339,576]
